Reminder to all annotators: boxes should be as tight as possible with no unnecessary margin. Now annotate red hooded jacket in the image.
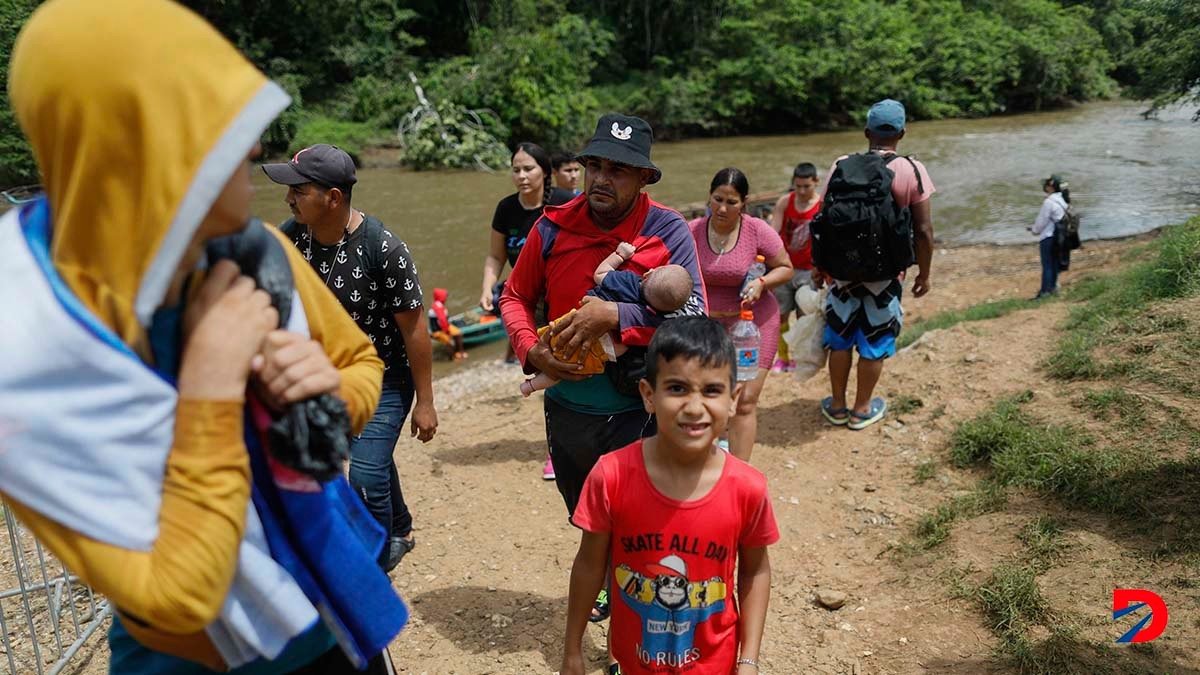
[499,193,707,369]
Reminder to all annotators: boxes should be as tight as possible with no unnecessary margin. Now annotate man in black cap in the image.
[499,113,705,625]
[263,144,437,571]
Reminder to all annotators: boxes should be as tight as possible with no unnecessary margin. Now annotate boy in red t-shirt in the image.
[562,317,779,675]
[770,162,821,373]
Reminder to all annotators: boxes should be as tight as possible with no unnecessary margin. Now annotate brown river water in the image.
[250,100,1200,371]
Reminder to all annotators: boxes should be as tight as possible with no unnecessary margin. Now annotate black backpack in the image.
[810,152,922,282]
[1056,204,1081,251]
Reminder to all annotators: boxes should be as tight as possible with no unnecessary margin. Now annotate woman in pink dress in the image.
[688,168,793,460]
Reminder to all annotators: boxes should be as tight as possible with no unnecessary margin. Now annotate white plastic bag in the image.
[783,285,828,381]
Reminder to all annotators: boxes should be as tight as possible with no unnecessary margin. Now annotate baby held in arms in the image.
[521,242,693,396]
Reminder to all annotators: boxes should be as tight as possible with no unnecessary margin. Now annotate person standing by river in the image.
[1029,174,1070,299]
[770,162,821,372]
[814,98,935,432]
[480,142,574,480]
[264,144,438,571]
[500,114,706,649]
[689,168,792,461]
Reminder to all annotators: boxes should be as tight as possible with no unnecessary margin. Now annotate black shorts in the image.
[544,396,656,520]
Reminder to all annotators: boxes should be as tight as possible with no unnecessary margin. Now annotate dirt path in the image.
[387,239,1142,674]
[4,237,1146,675]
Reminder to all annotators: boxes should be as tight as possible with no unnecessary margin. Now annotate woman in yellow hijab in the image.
[0,0,405,672]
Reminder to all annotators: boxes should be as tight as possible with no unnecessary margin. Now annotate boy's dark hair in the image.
[793,162,818,181]
[645,317,736,388]
[551,151,577,170]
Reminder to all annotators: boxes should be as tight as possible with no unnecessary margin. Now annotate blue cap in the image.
[866,99,906,137]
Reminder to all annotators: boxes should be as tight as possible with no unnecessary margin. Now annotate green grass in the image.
[947,392,1145,515]
[979,563,1050,636]
[1018,516,1067,567]
[915,483,1008,548]
[290,115,384,161]
[913,459,938,484]
[921,220,1200,673]
[1077,388,1147,425]
[1046,217,1200,381]
[898,297,1038,349]
[892,394,925,416]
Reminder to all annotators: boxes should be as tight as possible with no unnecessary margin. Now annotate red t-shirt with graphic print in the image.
[573,441,779,674]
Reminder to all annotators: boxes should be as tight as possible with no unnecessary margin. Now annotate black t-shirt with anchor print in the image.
[282,214,424,387]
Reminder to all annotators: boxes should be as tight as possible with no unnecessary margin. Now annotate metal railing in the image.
[0,502,110,675]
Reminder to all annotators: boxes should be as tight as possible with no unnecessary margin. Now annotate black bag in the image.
[206,219,352,482]
[1056,205,1081,251]
[810,153,921,282]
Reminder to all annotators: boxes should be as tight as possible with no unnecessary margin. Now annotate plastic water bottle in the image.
[730,307,760,382]
[740,255,767,299]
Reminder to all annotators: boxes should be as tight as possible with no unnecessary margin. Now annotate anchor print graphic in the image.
[350,311,359,321]
[356,246,363,257]
[382,335,392,346]
[393,296,403,307]
[352,266,363,279]
[336,250,348,264]
[319,261,331,275]
[381,240,389,253]
[386,277,397,289]
[369,280,378,291]
[396,257,407,269]
[368,298,377,310]
[403,279,414,291]
[333,276,344,289]
[349,290,362,303]
[367,333,375,343]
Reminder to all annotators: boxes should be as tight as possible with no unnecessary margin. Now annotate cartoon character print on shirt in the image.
[616,554,727,670]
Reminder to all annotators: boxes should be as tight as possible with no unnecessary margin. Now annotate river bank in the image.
[8,225,1194,674]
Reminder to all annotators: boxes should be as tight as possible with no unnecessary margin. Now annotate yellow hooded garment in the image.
[3,0,383,668]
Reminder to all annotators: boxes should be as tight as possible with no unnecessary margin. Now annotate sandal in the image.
[848,398,887,431]
[589,588,611,623]
[821,396,850,426]
[607,663,622,675]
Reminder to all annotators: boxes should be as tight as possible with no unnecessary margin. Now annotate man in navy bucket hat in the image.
[576,113,662,185]
[498,114,707,666]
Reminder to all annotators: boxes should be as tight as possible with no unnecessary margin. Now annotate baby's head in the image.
[642,264,693,313]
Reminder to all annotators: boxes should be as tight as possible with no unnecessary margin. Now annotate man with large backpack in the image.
[264,144,438,571]
[810,99,935,431]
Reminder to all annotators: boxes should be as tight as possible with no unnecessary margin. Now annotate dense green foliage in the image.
[0,0,38,187]
[0,0,1196,181]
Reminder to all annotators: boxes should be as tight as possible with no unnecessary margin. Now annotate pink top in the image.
[688,214,784,316]
[688,214,786,366]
